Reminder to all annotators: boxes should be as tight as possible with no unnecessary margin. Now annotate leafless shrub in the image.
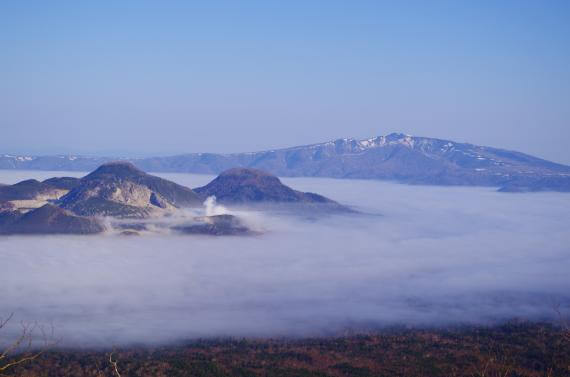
[0,312,58,374]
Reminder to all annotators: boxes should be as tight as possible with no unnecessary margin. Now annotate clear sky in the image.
[1,1,569,163]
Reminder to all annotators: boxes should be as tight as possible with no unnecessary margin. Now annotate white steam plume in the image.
[203,195,229,216]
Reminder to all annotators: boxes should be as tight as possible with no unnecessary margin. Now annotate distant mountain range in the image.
[2,133,569,192]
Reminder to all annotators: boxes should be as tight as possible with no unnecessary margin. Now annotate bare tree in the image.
[0,312,58,374]
[109,350,121,377]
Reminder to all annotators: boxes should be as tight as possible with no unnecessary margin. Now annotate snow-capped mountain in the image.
[2,133,569,192]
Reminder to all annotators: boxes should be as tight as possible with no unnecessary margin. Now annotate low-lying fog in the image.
[1,171,569,347]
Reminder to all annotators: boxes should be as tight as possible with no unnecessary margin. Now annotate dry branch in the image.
[0,313,58,374]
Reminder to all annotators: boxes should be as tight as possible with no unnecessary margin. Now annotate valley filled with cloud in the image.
[0,171,568,347]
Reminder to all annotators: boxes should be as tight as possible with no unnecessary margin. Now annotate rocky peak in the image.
[194,168,349,212]
[84,161,145,181]
[59,163,202,218]
[195,168,297,203]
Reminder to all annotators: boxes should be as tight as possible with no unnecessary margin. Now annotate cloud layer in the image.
[1,172,569,346]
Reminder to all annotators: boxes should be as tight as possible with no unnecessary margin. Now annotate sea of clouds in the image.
[0,170,569,347]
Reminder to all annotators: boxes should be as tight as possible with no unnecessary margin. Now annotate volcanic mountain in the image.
[0,163,351,235]
[194,168,350,212]
[58,162,202,218]
[0,163,205,234]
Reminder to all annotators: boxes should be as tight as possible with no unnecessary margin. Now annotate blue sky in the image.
[1,1,569,163]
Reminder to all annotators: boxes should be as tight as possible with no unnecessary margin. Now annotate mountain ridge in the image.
[1,133,569,192]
